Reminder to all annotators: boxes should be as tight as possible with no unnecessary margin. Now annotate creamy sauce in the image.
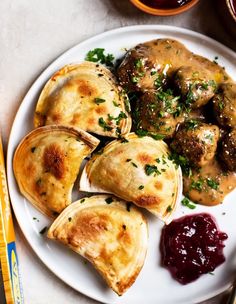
[183,158,236,206]
[118,39,231,91]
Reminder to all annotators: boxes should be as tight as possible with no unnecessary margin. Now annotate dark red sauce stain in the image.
[140,0,191,9]
[160,213,228,284]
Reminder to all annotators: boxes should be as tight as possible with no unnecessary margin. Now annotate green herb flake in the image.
[39,226,48,235]
[94,97,106,104]
[36,178,42,186]
[181,197,196,209]
[31,147,36,153]
[145,164,161,176]
[131,76,139,84]
[80,198,85,204]
[68,217,72,222]
[213,56,219,64]
[98,117,113,131]
[138,185,144,190]
[126,158,132,162]
[185,119,199,130]
[131,162,138,168]
[126,202,132,212]
[218,100,225,111]
[85,48,114,66]
[105,197,113,204]
[134,58,143,69]
[166,205,173,213]
[206,178,219,190]
[190,179,204,192]
[112,100,119,107]
[135,129,165,140]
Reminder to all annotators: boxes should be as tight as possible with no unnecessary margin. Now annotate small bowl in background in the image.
[129,0,199,16]
[217,0,236,39]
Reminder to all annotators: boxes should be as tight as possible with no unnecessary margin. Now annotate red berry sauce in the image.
[160,213,228,284]
[140,0,191,9]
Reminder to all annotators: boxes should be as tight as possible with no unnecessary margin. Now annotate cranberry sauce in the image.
[160,213,228,284]
[140,0,191,9]
[231,0,236,15]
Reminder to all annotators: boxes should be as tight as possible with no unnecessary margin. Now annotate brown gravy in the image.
[183,158,236,206]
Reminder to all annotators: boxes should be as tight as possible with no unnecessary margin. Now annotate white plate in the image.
[7,25,236,304]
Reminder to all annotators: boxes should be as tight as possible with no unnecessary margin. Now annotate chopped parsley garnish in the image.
[94,97,106,104]
[108,111,127,125]
[213,56,219,64]
[154,74,164,89]
[31,147,36,153]
[181,197,196,209]
[206,178,219,190]
[131,76,139,84]
[98,117,113,131]
[185,84,195,105]
[168,152,191,177]
[185,119,199,130]
[138,185,144,190]
[145,164,161,176]
[105,197,113,204]
[80,198,85,203]
[135,129,165,140]
[113,100,119,107]
[126,202,132,212]
[39,226,48,235]
[166,205,173,212]
[134,58,143,69]
[218,99,225,111]
[131,162,138,168]
[126,158,132,162]
[85,48,114,66]
[68,217,72,222]
[36,178,42,186]
[190,178,204,192]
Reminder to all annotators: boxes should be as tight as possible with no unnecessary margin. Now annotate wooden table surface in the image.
[0,0,235,303]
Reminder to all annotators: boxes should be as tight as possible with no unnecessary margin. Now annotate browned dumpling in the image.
[171,121,220,167]
[213,82,236,127]
[174,66,216,108]
[135,90,184,138]
[80,133,182,223]
[13,126,99,217]
[47,195,148,296]
[34,62,131,137]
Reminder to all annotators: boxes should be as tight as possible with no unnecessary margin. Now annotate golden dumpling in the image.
[13,125,99,217]
[80,133,182,223]
[47,195,148,296]
[34,62,131,137]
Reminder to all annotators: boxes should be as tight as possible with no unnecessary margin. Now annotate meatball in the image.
[221,128,236,171]
[171,121,220,167]
[135,90,184,138]
[174,66,217,109]
[213,82,236,127]
[117,46,168,92]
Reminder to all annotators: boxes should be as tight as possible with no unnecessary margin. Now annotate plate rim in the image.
[7,24,236,304]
